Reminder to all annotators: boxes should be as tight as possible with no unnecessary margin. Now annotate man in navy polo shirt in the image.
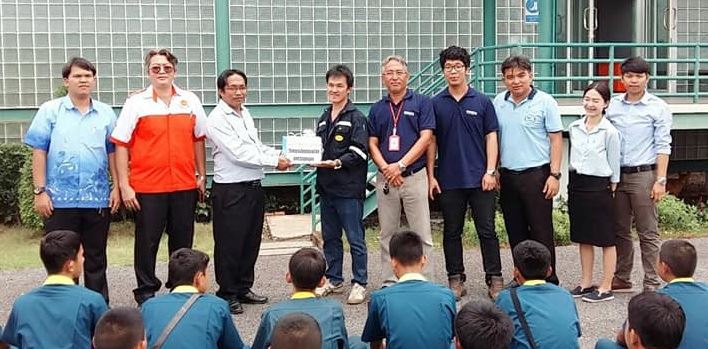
[427,45,503,299]
[368,55,434,287]
[493,55,563,284]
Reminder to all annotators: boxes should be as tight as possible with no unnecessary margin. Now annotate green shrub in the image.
[461,208,572,247]
[18,157,43,231]
[0,144,32,224]
[658,194,703,233]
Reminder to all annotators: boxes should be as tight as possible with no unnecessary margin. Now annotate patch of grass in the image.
[0,222,215,270]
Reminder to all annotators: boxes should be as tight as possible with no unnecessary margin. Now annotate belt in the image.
[234,180,262,187]
[620,164,656,174]
[499,164,548,175]
[402,166,425,178]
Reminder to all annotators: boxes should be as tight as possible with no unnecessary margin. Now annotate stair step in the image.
[259,239,315,256]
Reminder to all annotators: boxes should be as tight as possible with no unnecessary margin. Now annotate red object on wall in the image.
[598,62,626,92]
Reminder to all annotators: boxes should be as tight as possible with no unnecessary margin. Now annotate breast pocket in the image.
[522,109,545,129]
[334,125,352,148]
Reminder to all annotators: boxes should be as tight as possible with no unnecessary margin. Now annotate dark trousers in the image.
[211,182,265,299]
[499,165,559,284]
[44,208,111,303]
[320,195,368,286]
[133,189,197,303]
[439,188,502,284]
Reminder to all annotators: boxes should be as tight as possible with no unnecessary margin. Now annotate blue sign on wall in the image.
[524,0,539,24]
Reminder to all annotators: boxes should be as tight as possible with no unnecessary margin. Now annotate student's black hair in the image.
[62,57,96,79]
[455,301,514,349]
[512,240,551,280]
[325,64,354,88]
[40,230,82,275]
[660,240,697,278]
[439,45,471,70]
[165,248,209,290]
[270,312,322,349]
[289,248,326,290]
[216,69,248,91]
[93,307,145,349]
[500,55,533,75]
[389,231,424,266]
[621,56,651,75]
[627,292,685,349]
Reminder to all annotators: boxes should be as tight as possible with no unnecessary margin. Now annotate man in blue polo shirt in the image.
[606,56,673,293]
[362,231,457,349]
[495,240,581,349]
[428,45,503,299]
[368,55,434,287]
[2,230,108,348]
[24,57,120,304]
[493,55,563,284]
[140,248,247,349]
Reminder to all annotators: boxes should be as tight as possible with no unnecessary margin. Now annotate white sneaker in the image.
[347,283,367,304]
[315,279,344,297]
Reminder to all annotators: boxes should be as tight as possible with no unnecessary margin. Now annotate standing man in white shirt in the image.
[206,69,291,314]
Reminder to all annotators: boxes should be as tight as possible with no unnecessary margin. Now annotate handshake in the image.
[276,155,292,171]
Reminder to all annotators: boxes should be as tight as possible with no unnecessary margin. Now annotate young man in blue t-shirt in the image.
[454,300,514,349]
[140,248,247,349]
[252,248,358,349]
[362,231,457,349]
[596,292,685,349]
[93,307,147,349]
[495,240,581,349]
[1,230,108,349]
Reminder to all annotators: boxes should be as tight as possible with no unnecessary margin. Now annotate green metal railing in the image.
[409,42,708,103]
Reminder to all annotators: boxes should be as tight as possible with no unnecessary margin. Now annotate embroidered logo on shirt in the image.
[335,134,344,142]
[466,110,478,116]
[180,99,188,107]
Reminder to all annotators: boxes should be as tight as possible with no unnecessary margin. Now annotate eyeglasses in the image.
[149,65,174,74]
[383,70,407,78]
[224,86,247,92]
[443,64,466,73]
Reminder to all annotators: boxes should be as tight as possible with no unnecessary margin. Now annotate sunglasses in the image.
[149,65,174,74]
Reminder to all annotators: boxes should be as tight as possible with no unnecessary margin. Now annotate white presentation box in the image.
[282,135,323,164]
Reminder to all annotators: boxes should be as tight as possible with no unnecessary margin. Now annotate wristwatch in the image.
[656,176,667,185]
[486,169,497,177]
[33,186,46,195]
[550,172,562,180]
[397,160,407,172]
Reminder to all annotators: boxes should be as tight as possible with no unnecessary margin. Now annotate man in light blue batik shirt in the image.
[605,56,672,293]
[24,57,120,304]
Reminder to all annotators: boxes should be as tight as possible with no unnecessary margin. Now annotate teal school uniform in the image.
[660,279,708,349]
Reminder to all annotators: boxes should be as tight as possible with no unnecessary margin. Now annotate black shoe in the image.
[237,290,268,304]
[135,293,155,307]
[569,285,597,298]
[227,299,244,314]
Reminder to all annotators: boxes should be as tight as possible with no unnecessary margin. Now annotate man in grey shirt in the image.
[206,69,290,314]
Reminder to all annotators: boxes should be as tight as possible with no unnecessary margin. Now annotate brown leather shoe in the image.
[488,276,504,300]
[448,276,467,301]
[611,277,634,293]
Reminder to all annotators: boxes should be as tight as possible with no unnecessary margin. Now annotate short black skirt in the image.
[568,171,615,247]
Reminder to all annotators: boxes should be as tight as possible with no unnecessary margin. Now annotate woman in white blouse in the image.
[567,81,621,303]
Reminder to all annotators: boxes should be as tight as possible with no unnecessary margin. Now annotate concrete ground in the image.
[2,238,707,348]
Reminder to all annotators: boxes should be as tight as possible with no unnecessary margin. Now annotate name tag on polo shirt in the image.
[388,135,401,152]
[403,111,415,116]
[465,110,478,117]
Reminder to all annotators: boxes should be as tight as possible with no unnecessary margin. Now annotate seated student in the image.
[1,230,108,349]
[495,240,581,349]
[93,307,147,349]
[454,300,514,349]
[252,247,355,349]
[269,312,323,349]
[362,231,457,349]
[140,248,247,349]
[657,240,707,348]
[595,292,685,349]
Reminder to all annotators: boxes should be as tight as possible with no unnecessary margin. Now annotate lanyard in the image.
[389,100,405,136]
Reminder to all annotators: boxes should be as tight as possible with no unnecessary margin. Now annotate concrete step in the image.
[259,239,315,256]
[266,214,312,240]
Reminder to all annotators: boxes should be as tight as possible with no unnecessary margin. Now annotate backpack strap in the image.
[152,293,201,349]
[510,287,539,349]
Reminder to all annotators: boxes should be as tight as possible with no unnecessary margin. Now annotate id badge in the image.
[388,135,400,152]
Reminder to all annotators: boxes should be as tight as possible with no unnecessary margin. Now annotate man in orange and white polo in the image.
[111,48,207,305]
